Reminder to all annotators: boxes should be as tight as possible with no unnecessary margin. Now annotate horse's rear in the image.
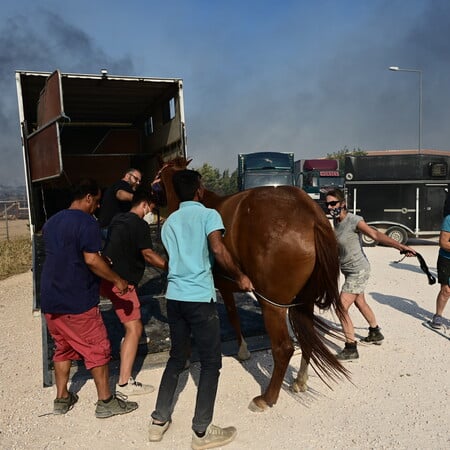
[210,186,347,410]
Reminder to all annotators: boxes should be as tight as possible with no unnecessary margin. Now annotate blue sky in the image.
[1,0,449,185]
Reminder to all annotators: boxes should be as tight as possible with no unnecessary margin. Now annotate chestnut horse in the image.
[157,157,348,412]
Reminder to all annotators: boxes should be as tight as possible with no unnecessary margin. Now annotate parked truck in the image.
[295,158,344,212]
[344,154,450,245]
[16,69,187,385]
[237,152,295,191]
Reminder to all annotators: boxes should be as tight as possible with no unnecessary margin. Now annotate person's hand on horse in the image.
[236,274,254,292]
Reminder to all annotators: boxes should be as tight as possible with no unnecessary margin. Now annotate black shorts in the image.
[437,255,450,285]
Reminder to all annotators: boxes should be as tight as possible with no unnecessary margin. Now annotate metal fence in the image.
[0,200,29,240]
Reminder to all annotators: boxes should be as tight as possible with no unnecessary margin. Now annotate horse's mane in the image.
[160,156,191,170]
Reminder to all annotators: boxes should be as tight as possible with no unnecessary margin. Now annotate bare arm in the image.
[208,230,254,291]
[357,220,416,255]
[141,248,168,271]
[83,251,128,293]
[116,189,134,202]
[439,230,450,252]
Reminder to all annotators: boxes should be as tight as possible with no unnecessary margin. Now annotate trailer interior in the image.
[16,69,186,233]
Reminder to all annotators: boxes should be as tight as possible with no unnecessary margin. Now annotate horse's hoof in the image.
[237,348,251,361]
[236,342,251,361]
[248,398,268,413]
[291,381,307,393]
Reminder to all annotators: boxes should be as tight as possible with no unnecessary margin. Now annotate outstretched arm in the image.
[141,248,168,271]
[208,230,254,291]
[116,189,134,202]
[357,220,416,255]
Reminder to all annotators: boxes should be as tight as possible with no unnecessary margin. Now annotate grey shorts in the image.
[341,268,370,294]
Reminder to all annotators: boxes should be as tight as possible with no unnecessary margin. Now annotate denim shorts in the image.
[341,267,370,294]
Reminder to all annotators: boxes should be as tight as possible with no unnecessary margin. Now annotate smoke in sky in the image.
[0,10,133,185]
[2,1,450,185]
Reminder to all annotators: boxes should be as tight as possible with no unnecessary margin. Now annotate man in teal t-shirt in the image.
[149,170,253,449]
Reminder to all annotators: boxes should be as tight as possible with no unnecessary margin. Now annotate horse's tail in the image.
[288,216,350,384]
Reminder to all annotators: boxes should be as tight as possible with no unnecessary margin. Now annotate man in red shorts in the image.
[101,189,167,396]
[40,179,138,418]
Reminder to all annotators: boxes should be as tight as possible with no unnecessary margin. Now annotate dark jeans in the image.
[152,300,222,432]
[151,299,222,433]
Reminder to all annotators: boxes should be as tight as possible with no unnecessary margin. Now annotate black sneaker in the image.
[95,393,138,418]
[361,326,384,344]
[336,345,359,361]
[430,314,444,329]
[53,392,79,415]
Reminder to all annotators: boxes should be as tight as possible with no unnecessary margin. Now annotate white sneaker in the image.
[191,424,237,450]
[116,377,155,396]
[149,420,170,442]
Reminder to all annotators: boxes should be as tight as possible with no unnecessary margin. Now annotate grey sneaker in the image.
[191,424,237,450]
[336,345,359,361]
[116,377,154,396]
[149,420,170,442]
[361,326,384,344]
[95,393,138,418]
[430,314,444,329]
[53,392,79,415]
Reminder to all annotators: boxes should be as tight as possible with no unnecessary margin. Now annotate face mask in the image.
[330,207,342,218]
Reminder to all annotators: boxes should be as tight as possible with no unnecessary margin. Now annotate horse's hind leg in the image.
[249,308,294,412]
[292,355,309,393]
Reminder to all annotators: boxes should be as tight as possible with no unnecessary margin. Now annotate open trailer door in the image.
[23,70,65,183]
[16,70,67,386]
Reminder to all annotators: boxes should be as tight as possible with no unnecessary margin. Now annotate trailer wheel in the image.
[386,226,408,244]
[362,227,378,247]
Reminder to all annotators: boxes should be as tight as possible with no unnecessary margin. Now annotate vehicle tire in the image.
[361,227,378,247]
[386,226,408,245]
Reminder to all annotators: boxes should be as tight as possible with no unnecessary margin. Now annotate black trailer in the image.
[344,154,450,245]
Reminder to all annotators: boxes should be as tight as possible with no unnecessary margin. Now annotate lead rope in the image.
[218,274,302,308]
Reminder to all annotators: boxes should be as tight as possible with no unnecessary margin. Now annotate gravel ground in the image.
[0,243,449,449]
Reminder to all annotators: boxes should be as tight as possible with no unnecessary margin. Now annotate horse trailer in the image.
[16,69,187,385]
[344,154,450,245]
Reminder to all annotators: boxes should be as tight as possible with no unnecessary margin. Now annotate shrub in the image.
[0,237,32,280]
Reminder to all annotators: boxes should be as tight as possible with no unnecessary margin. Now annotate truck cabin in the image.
[238,151,295,190]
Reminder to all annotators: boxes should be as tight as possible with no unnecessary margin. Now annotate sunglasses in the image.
[130,174,141,183]
[325,200,340,207]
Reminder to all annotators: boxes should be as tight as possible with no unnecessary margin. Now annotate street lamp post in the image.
[389,66,423,154]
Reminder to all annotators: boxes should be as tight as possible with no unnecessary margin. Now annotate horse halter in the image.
[151,181,167,207]
[151,164,172,208]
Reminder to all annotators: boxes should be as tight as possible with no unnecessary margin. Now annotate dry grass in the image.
[0,237,32,280]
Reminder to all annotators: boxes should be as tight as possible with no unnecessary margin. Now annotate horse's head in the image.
[153,156,192,214]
